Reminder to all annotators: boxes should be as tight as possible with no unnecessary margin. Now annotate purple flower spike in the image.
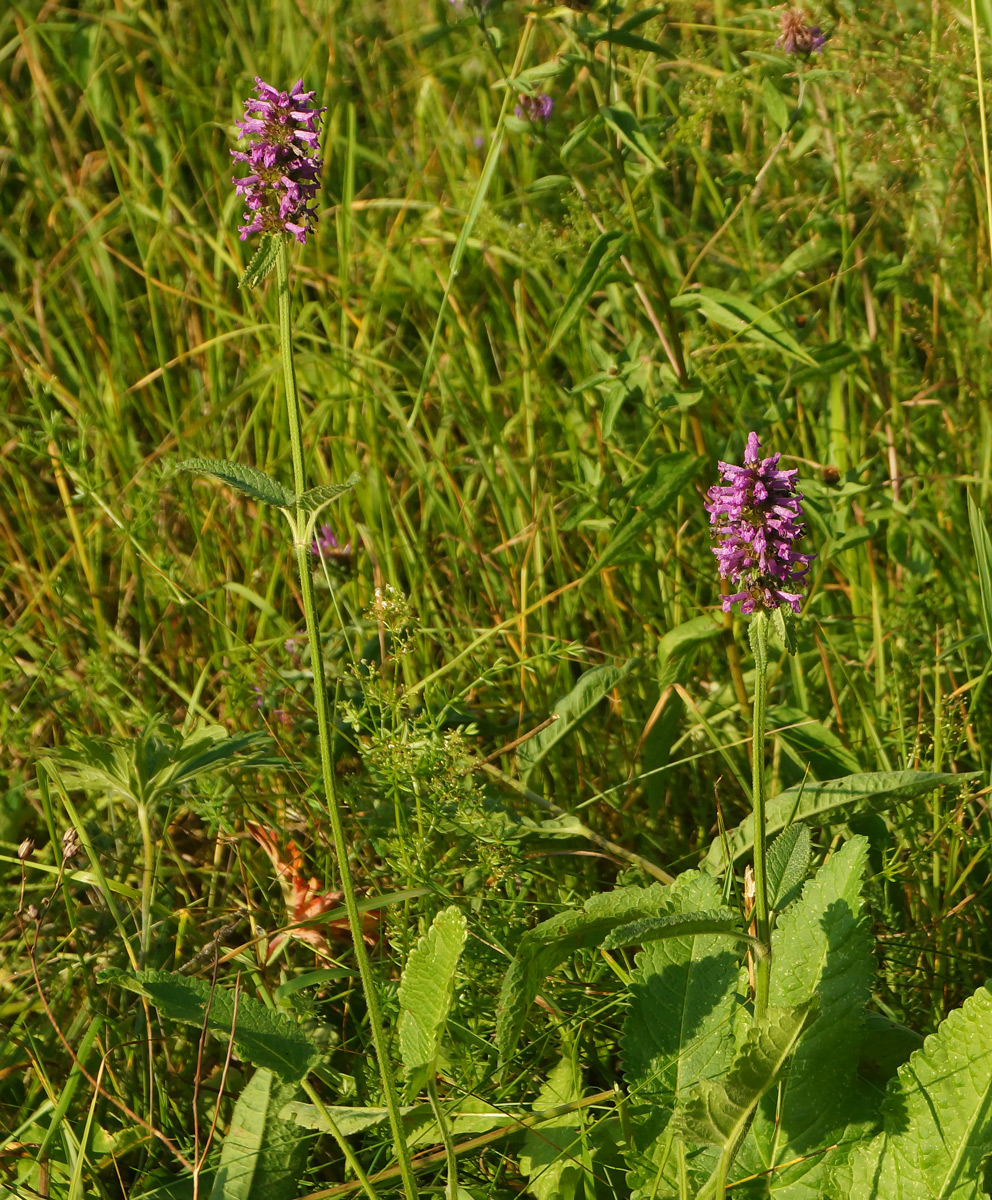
[515,92,554,125]
[706,432,815,616]
[776,10,827,57]
[232,78,325,243]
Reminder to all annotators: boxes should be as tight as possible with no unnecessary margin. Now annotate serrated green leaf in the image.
[176,459,296,508]
[519,1057,585,1200]
[601,909,743,951]
[677,1002,815,1152]
[298,472,360,512]
[591,453,700,574]
[209,1069,306,1200]
[765,823,811,912]
[547,230,630,355]
[850,982,992,1199]
[703,770,978,873]
[619,873,746,1195]
[398,906,467,1078]
[496,884,667,1065]
[100,970,320,1083]
[735,838,876,1196]
[239,233,281,289]
[517,659,638,775]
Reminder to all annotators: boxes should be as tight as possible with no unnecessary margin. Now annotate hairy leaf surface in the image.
[209,1069,305,1200]
[849,982,992,1200]
[101,970,320,1082]
[736,838,876,1197]
[398,905,467,1077]
[496,883,667,1065]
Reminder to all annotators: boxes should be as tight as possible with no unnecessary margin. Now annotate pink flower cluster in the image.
[232,78,325,243]
[706,432,814,615]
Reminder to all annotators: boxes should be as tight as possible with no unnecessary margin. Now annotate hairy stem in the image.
[749,614,771,1019]
[276,238,419,1200]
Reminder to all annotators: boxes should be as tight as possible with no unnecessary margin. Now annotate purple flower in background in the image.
[515,92,554,125]
[232,78,325,243]
[706,432,814,615]
[776,10,826,56]
[310,523,353,563]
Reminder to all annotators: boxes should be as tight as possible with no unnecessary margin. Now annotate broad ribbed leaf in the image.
[238,233,281,289]
[101,970,319,1083]
[704,771,978,872]
[398,906,467,1077]
[176,458,295,508]
[496,883,667,1065]
[620,872,745,1197]
[766,823,811,912]
[210,1069,306,1200]
[518,659,638,775]
[850,982,992,1200]
[518,1057,585,1200]
[735,838,875,1197]
[678,1003,815,1152]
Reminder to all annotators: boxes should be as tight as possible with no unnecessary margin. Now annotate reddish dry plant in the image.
[247,822,379,962]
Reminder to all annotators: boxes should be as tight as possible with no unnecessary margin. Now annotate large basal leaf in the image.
[735,838,877,1197]
[517,659,638,775]
[591,453,699,574]
[518,1056,586,1200]
[677,1003,815,1155]
[704,770,978,873]
[619,872,745,1197]
[657,616,723,691]
[849,982,992,1200]
[398,905,467,1079]
[496,883,668,1065]
[101,970,320,1083]
[176,459,296,509]
[209,1068,306,1200]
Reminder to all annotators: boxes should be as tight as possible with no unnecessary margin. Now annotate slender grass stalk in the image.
[276,239,419,1200]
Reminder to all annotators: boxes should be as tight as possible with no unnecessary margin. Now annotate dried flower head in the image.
[777,9,826,56]
[61,827,82,862]
[515,92,554,125]
[17,837,35,862]
[706,432,814,615]
[232,78,325,243]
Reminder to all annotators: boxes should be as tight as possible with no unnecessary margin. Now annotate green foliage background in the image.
[3,0,992,1195]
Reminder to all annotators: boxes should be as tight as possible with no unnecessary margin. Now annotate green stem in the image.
[276,239,419,1200]
[749,614,771,1020]
[427,1074,459,1200]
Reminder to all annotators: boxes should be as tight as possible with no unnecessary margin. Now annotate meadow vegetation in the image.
[3,0,992,1196]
